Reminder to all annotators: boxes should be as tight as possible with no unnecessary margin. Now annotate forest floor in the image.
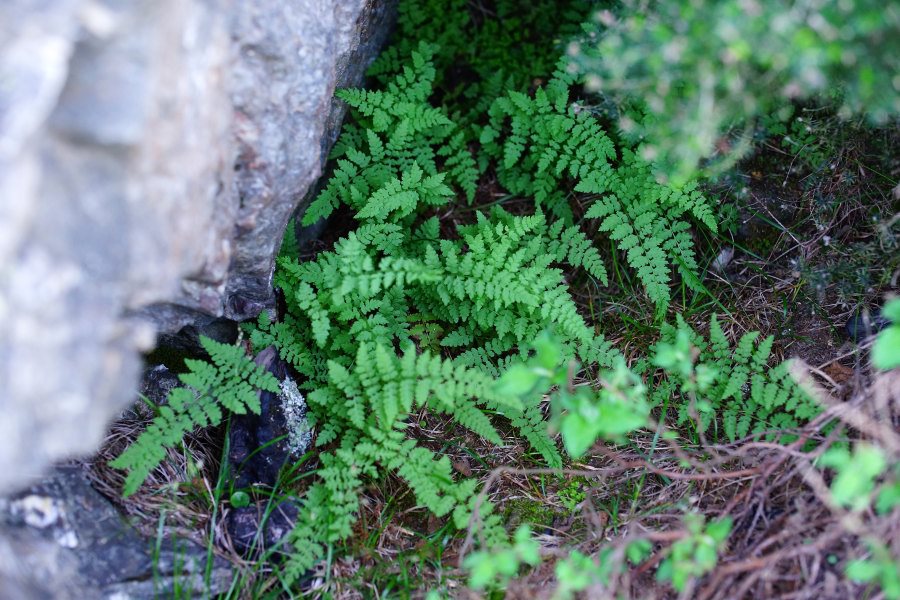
[82,3,900,595]
[85,110,899,600]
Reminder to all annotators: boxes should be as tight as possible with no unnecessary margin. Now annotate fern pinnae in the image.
[655,315,821,442]
[110,338,280,496]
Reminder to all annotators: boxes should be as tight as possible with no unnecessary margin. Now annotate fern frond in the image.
[653,315,821,443]
[110,338,279,496]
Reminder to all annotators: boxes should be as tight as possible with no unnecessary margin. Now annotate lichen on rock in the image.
[280,378,313,459]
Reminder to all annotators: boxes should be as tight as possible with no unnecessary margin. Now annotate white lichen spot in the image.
[13,495,61,528]
[280,378,312,457]
[55,529,78,548]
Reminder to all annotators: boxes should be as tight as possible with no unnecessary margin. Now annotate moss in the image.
[558,477,587,513]
[503,498,559,530]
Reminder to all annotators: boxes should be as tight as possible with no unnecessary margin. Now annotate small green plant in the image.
[759,106,842,172]
[872,298,900,370]
[846,541,900,600]
[557,477,587,513]
[820,443,889,511]
[553,550,599,599]
[657,514,733,592]
[556,361,649,458]
[649,314,820,441]
[818,439,900,599]
[552,539,653,598]
[463,525,541,590]
[495,333,648,459]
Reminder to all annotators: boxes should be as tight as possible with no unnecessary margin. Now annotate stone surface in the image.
[229,347,311,491]
[226,347,310,556]
[0,466,232,599]
[226,501,300,556]
[845,308,889,342]
[0,0,396,492]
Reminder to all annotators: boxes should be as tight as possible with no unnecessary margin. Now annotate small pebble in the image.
[845,310,888,342]
[711,247,735,273]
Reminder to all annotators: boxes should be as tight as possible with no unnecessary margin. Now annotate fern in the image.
[481,83,614,214]
[222,9,726,582]
[368,0,595,125]
[282,343,532,578]
[257,52,632,576]
[266,207,618,386]
[264,200,619,580]
[109,3,801,590]
[653,315,821,441]
[303,43,476,226]
[110,337,280,496]
[481,75,716,314]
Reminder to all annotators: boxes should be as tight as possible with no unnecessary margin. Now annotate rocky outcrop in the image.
[0,466,233,599]
[0,0,396,492]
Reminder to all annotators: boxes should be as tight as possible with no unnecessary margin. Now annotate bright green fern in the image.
[281,342,538,579]
[303,42,476,226]
[650,315,821,441]
[249,44,630,581]
[111,337,280,496]
[481,75,717,314]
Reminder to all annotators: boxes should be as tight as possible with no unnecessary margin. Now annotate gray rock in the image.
[0,466,232,599]
[229,347,311,492]
[225,347,311,558]
[845,308,889,342]
[0,0,396,492]
[226,501,300,557]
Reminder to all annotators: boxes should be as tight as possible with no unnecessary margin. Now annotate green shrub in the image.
[569,0,900,181]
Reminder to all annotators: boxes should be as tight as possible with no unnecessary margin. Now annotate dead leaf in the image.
[823,361,853,384]
[452,458,472,478]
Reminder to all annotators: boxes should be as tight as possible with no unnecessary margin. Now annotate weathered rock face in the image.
[0,466,233,599]
[222,0,397,321]
[0,0,396,492]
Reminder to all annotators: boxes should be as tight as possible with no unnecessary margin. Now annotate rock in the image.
[845,309,889,342]
[229,347,312,491]
[148,316,240,370]
[710,246,735,274]
[120,363,183,421]
[225,501,300,556]
[0,466,232,599]
[0,0,396,492]
[226,347,311,556]
[138,365,181,406]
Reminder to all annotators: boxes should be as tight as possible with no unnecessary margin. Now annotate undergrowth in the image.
[107,0,899,597]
